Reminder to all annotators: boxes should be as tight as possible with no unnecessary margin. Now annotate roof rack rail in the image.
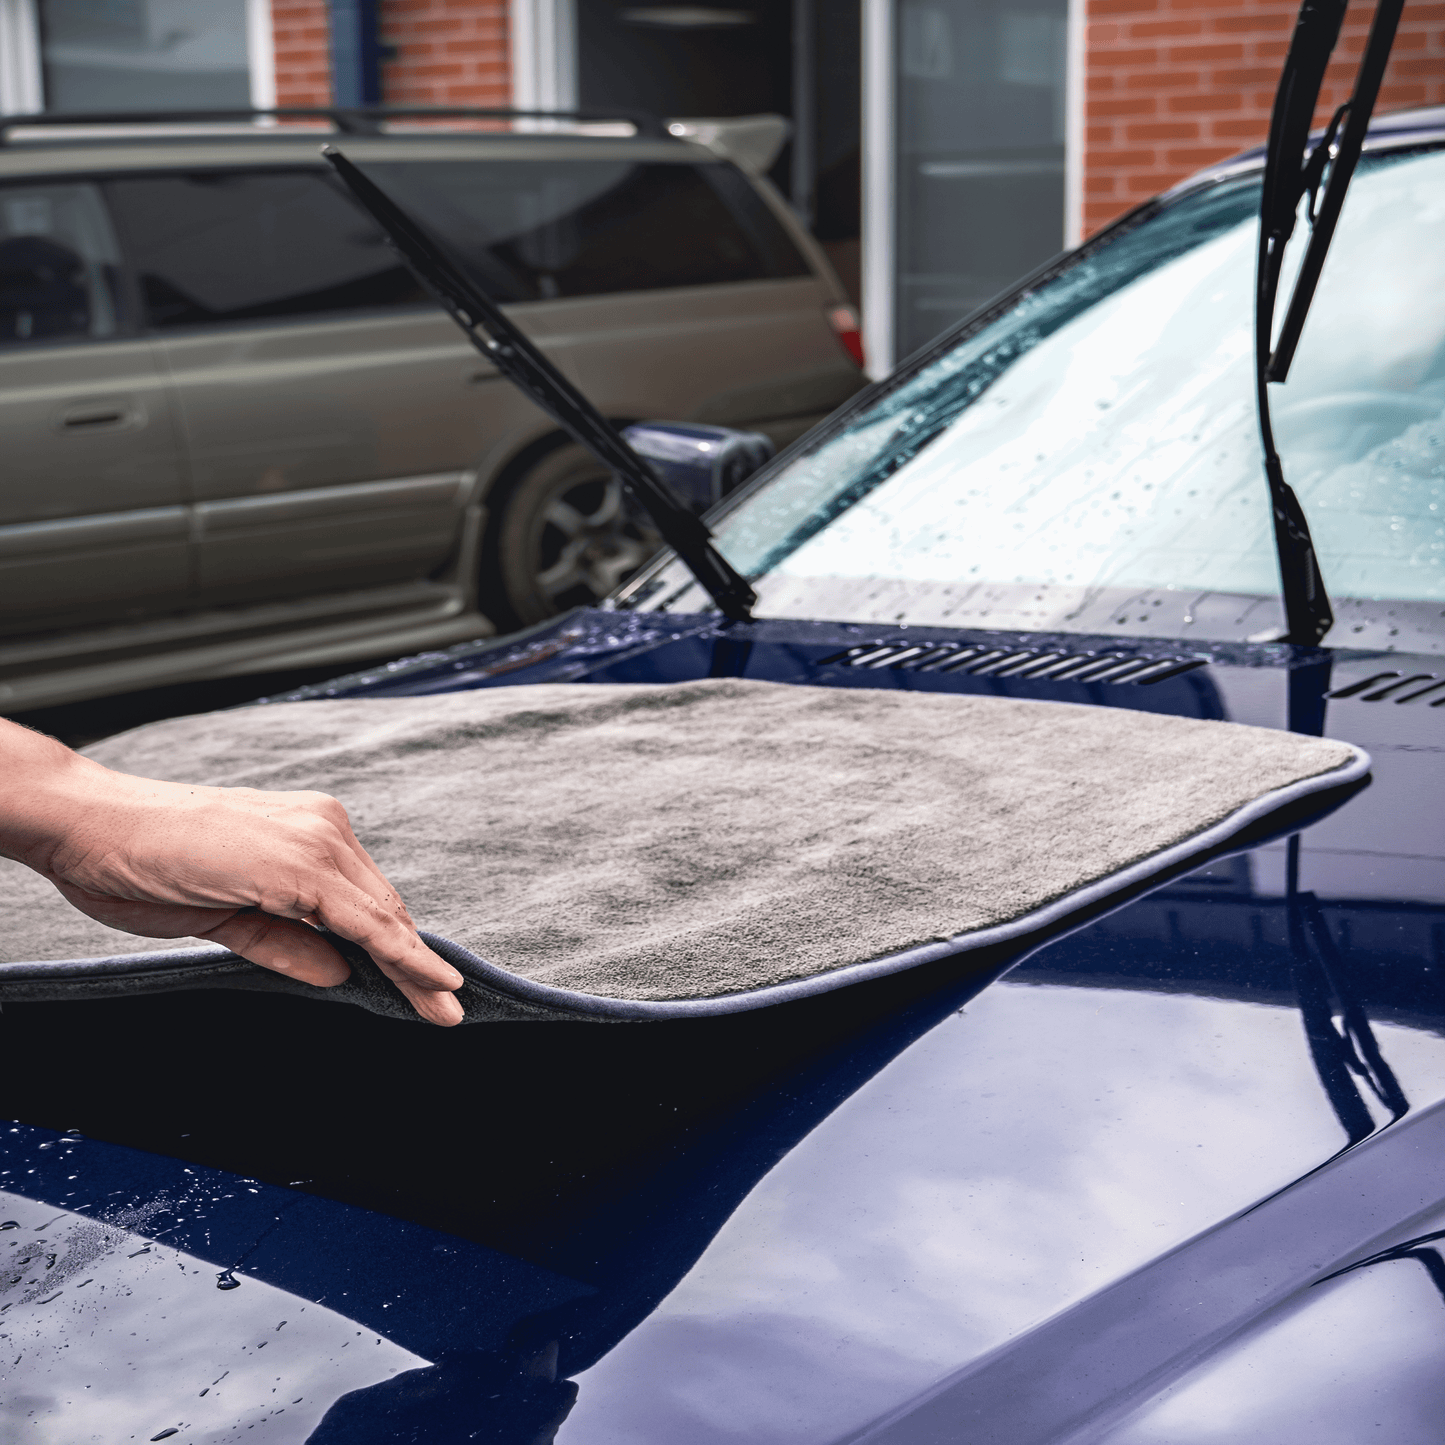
[0,105,667,144]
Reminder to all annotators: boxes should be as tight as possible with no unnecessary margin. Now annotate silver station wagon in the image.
[0,108,864,710]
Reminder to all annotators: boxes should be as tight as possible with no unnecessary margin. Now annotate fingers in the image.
[201,912,352,989]
[206,905,464,1026]
[211,799,464,1024]
[287,865,465,1027]
[372,958,466,1026]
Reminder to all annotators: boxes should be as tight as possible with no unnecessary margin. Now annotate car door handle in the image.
[58,402,138,431]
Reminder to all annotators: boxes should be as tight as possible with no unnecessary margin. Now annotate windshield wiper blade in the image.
[1255,0,1405,645]
[1267,0,1407,381]
[322,146,757,623]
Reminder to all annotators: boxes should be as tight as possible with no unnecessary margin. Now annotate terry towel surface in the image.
[0,679,1365,1019]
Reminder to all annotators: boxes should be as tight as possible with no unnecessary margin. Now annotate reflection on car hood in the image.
[7,607,1445,1442]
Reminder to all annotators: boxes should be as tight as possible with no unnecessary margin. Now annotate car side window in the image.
[364,158,811,302]
[0,182,126,346]
[103,170,428,329]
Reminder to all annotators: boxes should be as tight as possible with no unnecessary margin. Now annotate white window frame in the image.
[0,0,276,115]
[0,0,43,113]
[247,0,275,110]
[1064,0,1086,248]
[860,0,895,380]
[510,0,579,118]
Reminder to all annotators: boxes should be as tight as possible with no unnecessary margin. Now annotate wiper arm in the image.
[322,147,756,622]
[1255,0,1405,644]
[1267,0,1407,381]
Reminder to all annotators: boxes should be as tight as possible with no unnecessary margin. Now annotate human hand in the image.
[0,723,464,1025]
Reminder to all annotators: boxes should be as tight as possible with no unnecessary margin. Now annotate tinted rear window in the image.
[364,157,812,301]
[104,170,426,328]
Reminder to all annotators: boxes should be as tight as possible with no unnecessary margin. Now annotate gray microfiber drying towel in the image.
[0,679,1367,1021]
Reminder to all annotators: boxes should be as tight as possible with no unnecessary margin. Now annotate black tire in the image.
[478,441,662,632]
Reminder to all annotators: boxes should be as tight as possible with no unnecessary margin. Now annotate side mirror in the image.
[622,422,775,516]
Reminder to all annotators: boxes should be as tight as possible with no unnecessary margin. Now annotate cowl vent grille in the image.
[817,643,1208,686]
[1328,672,1445,705]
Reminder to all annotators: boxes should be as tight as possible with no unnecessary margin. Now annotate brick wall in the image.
[272,0,334,106]
[381,0,510,106]
[1084,0,1445,236]
[268,0,511,110]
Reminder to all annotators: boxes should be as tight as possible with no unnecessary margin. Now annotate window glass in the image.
[701,148,1445,614]
[38,0,251,112]
[363,158,811,302]
[104,171,428,328]
[0,182,125,346]
[896,0,1069,359]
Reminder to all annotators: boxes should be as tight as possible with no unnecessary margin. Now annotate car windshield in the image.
[638,146,1445,641]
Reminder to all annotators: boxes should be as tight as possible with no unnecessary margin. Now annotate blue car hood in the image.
[5,609,1445,1443]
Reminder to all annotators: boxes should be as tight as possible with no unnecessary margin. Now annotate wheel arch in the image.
[472,419,649,633]
[471,416,645,514]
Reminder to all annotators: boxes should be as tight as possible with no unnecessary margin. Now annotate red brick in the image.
[1089,146,1158,167]
[1209,64,1280,85]
[1092,45,1160,66]
[1091,0,1161,16]
[1210,115,1272,137]
[1166,90,1245,111]
[271,0,331,106]
[444,39,505,56]
[1167,41,1245,62]
[1163,143,1239,166]
[1395,55,1445,76]
[1125,119,1200,139]
[1379,81,1430,103]
[371,0,509,107]
[1125,170,1183,194]
[1128,18,1204,37]
[1088,95,1159,116]
[408,16,467,34]
[1124,68,1202,88]
[1211,12,1292,32]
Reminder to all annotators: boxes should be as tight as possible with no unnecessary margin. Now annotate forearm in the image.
[0,716,109,872]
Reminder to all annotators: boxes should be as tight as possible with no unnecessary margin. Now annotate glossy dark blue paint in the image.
[2,1124,587,1362]
[5,607,1445,1442]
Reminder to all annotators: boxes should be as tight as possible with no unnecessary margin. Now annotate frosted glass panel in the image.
[39,0,251,112]
[896,0,1068,359]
